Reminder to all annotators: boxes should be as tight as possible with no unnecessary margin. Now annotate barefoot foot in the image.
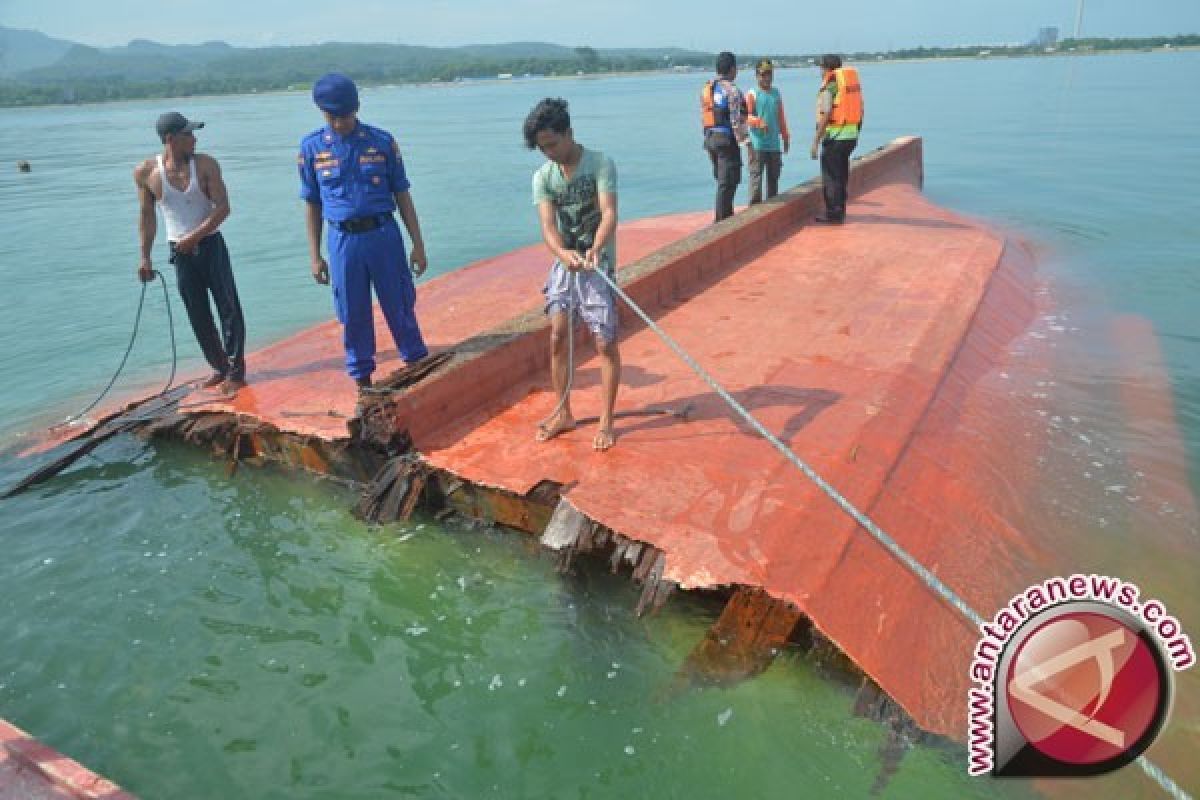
[592,426,616,451]
[535,411,576,442]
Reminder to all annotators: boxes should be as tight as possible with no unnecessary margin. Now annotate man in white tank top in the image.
[133,112,247,394]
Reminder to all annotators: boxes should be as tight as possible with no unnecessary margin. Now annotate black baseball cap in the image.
[156,111,204,140]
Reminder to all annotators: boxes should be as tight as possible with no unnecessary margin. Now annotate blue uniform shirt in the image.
[297,121,411,223]
[710,81,733,134]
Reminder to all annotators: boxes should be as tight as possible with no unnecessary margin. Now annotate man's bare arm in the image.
[811,111,830,159]
[586,191,618,268]
[537,202,583,269]
[811,89,832,158]
[133,161,157,282]
[175,155,231,254]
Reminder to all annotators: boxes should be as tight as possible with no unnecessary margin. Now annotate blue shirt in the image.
[706,79,747,141]
[297,121,410,223]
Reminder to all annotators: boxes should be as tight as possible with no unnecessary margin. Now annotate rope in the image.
[65,270,178,424]
[591,265,984,626]
[543,268,590,425]
[1138,758,1193,800]
[590,266,1191,800]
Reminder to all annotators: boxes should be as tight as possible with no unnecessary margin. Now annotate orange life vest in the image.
[819,66,863,127]
[700,79,733,132]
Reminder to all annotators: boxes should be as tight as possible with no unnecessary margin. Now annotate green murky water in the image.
[0,440,1027,798]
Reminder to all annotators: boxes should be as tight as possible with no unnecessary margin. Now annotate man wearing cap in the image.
[745,59,790,204]
[134,112,247,393]
[298,73,430,390]
[810,54,865,224]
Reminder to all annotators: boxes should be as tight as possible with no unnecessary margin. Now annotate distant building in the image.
[1035,27,1059,48]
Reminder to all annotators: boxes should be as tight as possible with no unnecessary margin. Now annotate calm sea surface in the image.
[1,52,1197,798]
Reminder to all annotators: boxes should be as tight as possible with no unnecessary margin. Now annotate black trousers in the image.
[748,150,783,204]
[704,130,742,222]
[170,232,246,380]
[819,137,858,220]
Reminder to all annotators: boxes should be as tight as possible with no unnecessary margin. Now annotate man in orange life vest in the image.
[701,51,748,223]
[810,54,864,224]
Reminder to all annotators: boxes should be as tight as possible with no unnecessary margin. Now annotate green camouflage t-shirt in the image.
[532,147,618,270]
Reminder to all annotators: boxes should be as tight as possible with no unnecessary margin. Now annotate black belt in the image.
[334,214,390,234]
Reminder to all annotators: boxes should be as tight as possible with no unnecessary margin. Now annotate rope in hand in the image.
[588,266,1190,800]
[64,269,178,424]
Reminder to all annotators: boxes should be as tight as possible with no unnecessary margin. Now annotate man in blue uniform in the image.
[298,72,430,389]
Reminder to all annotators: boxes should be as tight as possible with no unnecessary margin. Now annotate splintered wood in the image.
[541,498,676,616]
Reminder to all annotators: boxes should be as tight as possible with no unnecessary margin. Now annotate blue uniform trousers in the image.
[327,217,428,380]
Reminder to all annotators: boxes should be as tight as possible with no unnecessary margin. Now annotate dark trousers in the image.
[748,150,783,204]
[170,232,246,380]
[819,137,858,220]
[704,130,742,222]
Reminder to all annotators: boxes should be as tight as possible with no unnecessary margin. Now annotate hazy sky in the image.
[2,0,1198,52]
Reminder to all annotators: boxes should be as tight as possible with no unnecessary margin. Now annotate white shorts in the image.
[542,258,618,343]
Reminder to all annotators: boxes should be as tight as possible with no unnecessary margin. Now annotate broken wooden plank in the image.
[609,539,630,573]
[1,426,125,499]
[634,551,669,616]
[540,498,590,550]
[225,430,243,477]
[631,545,661,584]
[1,385,193,498]
[677,586,804,685]
[438,477,558,534]
[375,350,454,391]
[355,456,434,526]
[398,471,426,521]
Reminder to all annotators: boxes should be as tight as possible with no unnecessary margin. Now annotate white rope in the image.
[543,268,587,423]
[1137,757,1193,800]
[591,265,984,626]
[591,266,1191,800]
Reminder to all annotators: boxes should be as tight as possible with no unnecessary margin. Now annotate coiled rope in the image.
[65,270,177,424]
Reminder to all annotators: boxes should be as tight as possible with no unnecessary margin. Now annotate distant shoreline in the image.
[3,43,1197,111]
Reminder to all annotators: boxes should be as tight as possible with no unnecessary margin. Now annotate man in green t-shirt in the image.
[745,58,791,204]
[523,97,621,451]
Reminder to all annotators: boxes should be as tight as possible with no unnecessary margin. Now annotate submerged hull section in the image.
[14,137,1195,795]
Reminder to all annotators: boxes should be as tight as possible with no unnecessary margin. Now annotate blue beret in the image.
[312,73,359,116]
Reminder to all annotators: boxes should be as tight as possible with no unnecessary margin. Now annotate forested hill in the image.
[2,25,1197,108]
[0,27,713,106]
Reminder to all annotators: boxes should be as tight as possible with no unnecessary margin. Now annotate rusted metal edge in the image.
[429,471,938,750]
[1,718,136,799]
[108,413,942,766]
